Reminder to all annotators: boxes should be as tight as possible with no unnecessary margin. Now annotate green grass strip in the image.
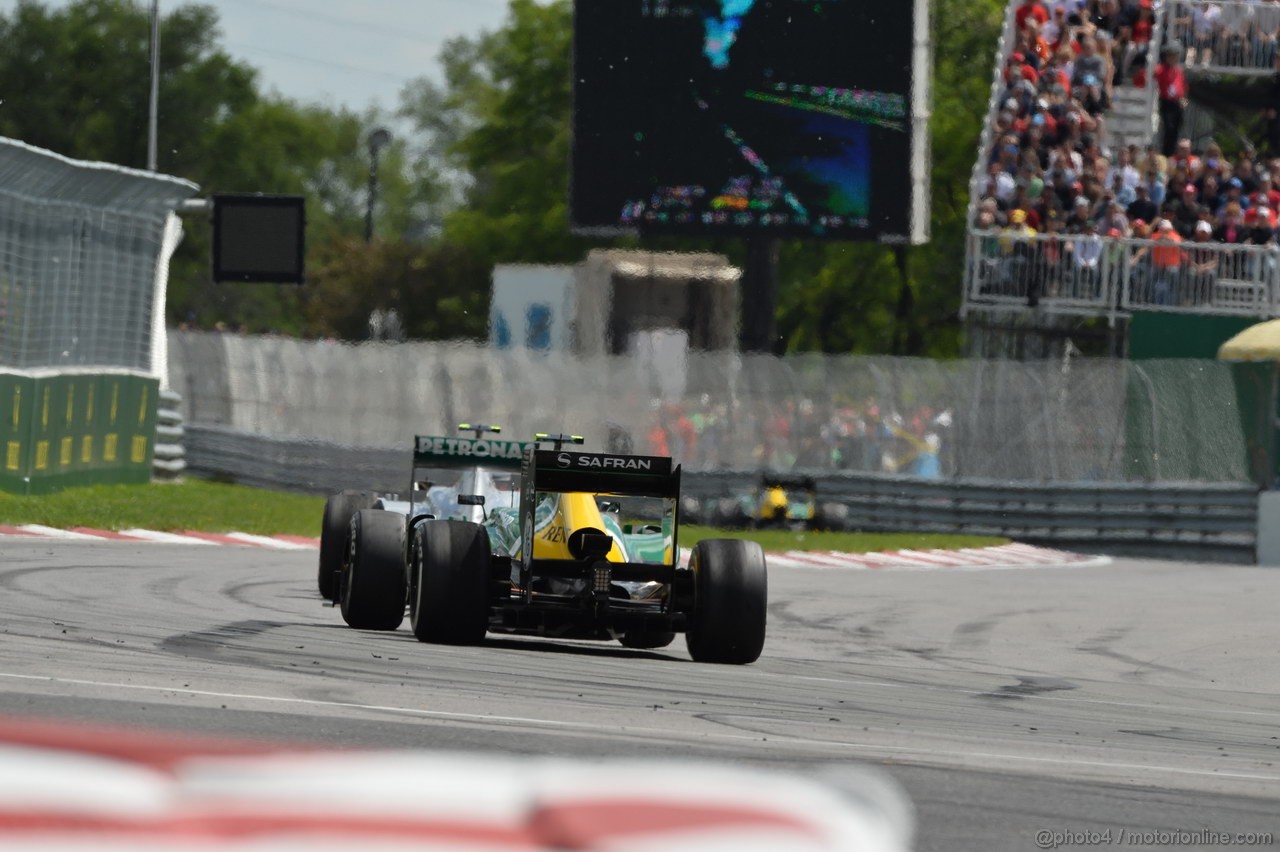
[0,481,1009,552]
[0,480,324,537]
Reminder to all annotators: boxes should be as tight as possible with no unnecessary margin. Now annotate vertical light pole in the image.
[365,127,392,242]
[147,0,160,171]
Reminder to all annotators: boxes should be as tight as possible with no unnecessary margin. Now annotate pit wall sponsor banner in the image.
[0,372,157,495]
[412,435,537,467]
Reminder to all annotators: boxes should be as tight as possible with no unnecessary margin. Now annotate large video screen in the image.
[571,0,928,242]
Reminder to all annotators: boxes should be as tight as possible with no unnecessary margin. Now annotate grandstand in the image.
[962,0,1280,357]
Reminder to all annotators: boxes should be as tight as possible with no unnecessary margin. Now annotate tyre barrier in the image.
[153,388,186,481]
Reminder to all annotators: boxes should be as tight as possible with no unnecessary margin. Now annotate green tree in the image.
[399,0,589,264]
[304,236,488,340]
[0,0,256,174]
[0,0,443,335]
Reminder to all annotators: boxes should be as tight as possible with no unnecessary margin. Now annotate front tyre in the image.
[410,520,491,644]
[684,539,767,664]
[340,510,406,630]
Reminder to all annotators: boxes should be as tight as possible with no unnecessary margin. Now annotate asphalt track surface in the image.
[0,540,1277,851]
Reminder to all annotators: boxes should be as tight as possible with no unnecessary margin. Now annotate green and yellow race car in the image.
[320,427,767,664]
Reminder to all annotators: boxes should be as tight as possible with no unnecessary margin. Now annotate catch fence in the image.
[168,331,1254,485]
[0,138,197,493]
[0,137,197,374]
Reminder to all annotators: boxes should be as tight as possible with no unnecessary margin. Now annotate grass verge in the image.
[0,481,1010,552]
[0,480,324,537]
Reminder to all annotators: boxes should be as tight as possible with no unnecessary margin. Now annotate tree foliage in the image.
[305,237,488,341]
[399,0,587,264]
[0,0,1009,351]
[0,0,434,336]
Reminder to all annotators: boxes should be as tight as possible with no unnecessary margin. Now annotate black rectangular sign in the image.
[212,193,306,284]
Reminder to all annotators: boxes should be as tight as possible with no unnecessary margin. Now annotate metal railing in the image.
[965,230,1280,318]
[807,471,1257,563]
[1142,0,1169,138]
[186,425,1260,563]
[1168,0,1280,75]
[964,1,1021,234]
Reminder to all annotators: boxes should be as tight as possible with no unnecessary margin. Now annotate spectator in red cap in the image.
[1248,206,1274,244]
[1171,182,1203,238]
[1016,0,1050,33]
[1005,51,1033,86]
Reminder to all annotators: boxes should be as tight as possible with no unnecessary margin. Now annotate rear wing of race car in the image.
[526,449,681,498]
[518,446,682,586]
[412,434,536,472]
[408,432,537,520]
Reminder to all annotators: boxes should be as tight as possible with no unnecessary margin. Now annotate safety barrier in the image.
[152,389,185,480]
[185,426,1258,563]
[807,472,1256,563]
[0,371,159,494]
[185,425,407,496]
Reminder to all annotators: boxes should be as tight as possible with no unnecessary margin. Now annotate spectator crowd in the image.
[644,397,950,477]
[974,0,1280,306]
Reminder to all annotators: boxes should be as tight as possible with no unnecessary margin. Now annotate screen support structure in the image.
[740,237,779,353]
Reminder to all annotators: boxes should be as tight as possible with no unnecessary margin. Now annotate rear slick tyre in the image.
[410,520,491,644]
[684,538,767,664]
[340,510,406,631]
[318,490,375,599]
